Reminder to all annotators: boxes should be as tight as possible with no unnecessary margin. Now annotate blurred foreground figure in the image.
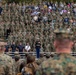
[0,39,15,75]
[35,29,76,75]
[0,3,3,15]
[22,54,38,75]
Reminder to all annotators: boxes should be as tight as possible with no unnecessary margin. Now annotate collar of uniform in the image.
[53,53,71,60]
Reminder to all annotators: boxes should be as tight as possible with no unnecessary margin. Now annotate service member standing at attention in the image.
[35,29,76,75]
[35,38,41,59]
[0,39,15,75]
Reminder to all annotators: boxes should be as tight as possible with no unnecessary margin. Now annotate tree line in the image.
[3,0,76,4]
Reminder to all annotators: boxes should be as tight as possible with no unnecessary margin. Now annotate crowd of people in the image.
[0,1,76,53]
[0,1,76,75]
[0,28,76,75]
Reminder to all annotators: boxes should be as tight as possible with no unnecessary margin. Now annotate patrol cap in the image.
[14,51,19,55]
[14,55,20,61]
[40,53,44,57]
[45,53,50,58]
[14,55,20,59]
[50,52,55,57]
[54,29,73,39]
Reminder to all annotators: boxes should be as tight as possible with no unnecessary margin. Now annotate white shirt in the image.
[25,45,31,52]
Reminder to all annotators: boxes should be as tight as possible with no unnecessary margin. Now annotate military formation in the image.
[0,1,76,52]
[0,1,76,75]
[0,28,76,75]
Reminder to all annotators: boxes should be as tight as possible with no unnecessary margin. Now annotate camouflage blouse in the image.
[35,54,76,75]
[0,54,15,75]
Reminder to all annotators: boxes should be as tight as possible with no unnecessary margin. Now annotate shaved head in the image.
[54,39,73,53]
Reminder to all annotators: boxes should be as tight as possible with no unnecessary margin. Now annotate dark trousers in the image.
[36,48,40,58]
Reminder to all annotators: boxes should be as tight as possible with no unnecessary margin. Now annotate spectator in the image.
[25,42,31,52]
[11,41,17,52]
[35,38,41,59]
[5,43,9,52]
[17,42,24,52]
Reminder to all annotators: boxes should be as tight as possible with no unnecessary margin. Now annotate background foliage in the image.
[3,0,76,3]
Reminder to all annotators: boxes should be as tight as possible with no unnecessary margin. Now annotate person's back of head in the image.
[27,54,35,64]
[22,55,37,75]
[45,53,50,58]
[40,53,44,58]
[14,55,20,62]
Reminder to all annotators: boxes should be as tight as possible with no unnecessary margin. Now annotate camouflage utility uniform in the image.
[36,53,76,75]
[0,53,15,75]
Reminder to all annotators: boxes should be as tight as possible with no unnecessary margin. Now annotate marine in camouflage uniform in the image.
[0,39,15,75]
[35,29,76,75]
[36,53,46,65]
[14,54,26,75]
[22,54,38,75]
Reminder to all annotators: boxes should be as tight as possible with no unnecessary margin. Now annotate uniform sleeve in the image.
[12,60,16,75]
[35,69,42,75]
[66,62,76,75]
[35,65,42,75]
[6,57,16,75]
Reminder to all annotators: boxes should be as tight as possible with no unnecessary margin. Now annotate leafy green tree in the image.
[3,0,76,3]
